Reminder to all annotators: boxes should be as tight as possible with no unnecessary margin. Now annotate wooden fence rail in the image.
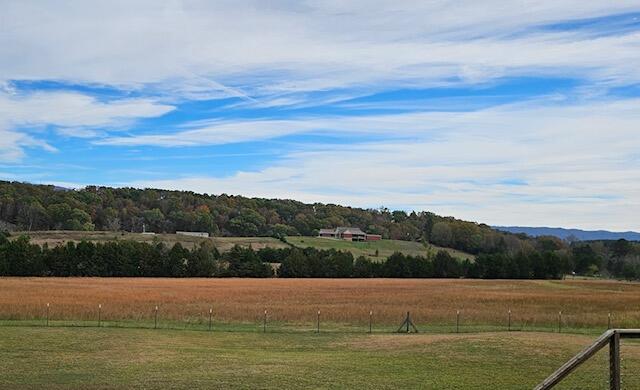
[534,329,640,390]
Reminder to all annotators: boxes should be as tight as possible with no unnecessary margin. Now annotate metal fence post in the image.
[98,304,101,327]
[508,309,511,332]
[208,308,213,331]
[263,309,267,333]
[456,310,460,333]
[369,310,372,334]
[46,303,50,327]
[316,310,320,333]
[608,312,611,330]
[154,306,158,329]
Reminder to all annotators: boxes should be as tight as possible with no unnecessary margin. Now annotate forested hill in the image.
[2,180,530,255]
[3,181,640,280]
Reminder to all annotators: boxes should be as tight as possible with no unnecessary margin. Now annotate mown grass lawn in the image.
[2,326,637,389]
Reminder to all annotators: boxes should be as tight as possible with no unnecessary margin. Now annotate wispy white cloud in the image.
[0,91,174,128]
[98,96,640,147]
[0,129,54,162]
[2,1,640,99]
[0,90,174,161]
[97,118,313,147]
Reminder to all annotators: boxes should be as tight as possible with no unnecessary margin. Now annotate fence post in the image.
[456,310,460,333]
[208,308,213,331]
[558,311,562,333]
[98,304,102,327]
[406,311,410,333]
[154,306,158,329]
[508,309,511,332]
[369,310,373,334]
[610,332,621,390]
[46,303,50,327]
[608,312,611,330]
[263,309,267,333]
[316,310,320,333]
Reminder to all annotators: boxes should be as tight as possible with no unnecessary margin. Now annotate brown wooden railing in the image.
[534,329,640,390]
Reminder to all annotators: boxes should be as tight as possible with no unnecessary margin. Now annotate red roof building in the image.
[318,227,381,241]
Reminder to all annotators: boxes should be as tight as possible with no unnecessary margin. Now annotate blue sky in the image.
[1,1,640,230]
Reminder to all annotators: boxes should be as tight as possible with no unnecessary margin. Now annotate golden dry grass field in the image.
[1,278,639,330]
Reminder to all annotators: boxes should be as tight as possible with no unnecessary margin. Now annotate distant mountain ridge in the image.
[494,226,640,241]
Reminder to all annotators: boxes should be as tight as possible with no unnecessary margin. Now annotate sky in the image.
[1,1,640,231]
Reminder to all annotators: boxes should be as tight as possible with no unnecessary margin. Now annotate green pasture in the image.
[1,325,638,389]
[286,236,474,261]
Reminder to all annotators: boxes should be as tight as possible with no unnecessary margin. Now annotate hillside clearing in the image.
[286,236,473,261]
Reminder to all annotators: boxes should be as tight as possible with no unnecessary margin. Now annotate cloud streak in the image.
[2,1,640,97]
[0,90,174,161]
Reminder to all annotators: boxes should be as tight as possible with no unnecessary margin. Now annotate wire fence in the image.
[0,304,633,336]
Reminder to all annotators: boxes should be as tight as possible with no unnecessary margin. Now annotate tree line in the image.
[5,232,638,280]
[0,233,272,278]
[279,248,569,279]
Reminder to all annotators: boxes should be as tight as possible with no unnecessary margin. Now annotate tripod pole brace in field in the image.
[397,311,418,333]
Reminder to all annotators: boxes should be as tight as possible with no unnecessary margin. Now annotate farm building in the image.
[318,227,382,241]
[176,231,210,238]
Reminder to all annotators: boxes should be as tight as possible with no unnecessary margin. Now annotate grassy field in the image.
[2,278,640,388]
[285,236,473,261]
[2,278,640,330]
[1,326,639,389]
